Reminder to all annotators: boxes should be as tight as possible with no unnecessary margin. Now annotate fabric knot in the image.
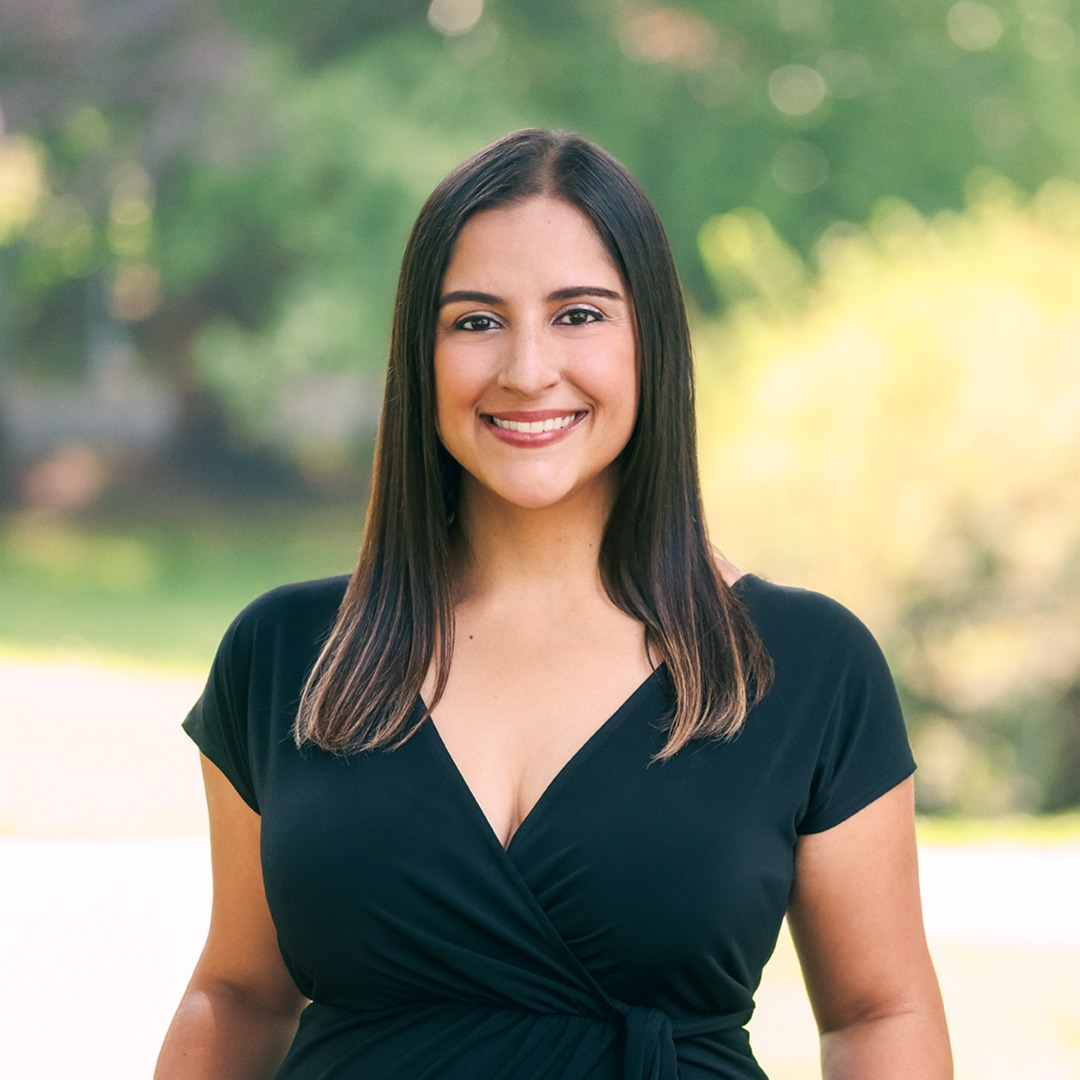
[618,1001,755,1080]
[622,1005,678,1080]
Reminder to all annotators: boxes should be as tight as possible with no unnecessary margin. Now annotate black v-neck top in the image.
[183,573,915,1079]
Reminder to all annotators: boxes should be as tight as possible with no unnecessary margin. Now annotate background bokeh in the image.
[1,1,1079,1077]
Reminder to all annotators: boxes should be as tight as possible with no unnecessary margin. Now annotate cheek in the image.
[432,351,457,429]
[599,348,640,423]
[432,352,480,446]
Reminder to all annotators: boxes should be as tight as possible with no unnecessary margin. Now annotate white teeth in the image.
[491,414,576,433]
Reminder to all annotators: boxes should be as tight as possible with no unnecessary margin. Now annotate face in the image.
[434,196,638,516]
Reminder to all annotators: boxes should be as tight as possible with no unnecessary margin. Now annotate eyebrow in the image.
[438,286,625,307]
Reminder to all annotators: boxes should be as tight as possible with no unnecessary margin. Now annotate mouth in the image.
[484,411,585,434]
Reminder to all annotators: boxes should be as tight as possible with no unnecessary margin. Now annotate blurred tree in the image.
[1,0,1078,471]
[0,0,268,485]
[215,0,431,67]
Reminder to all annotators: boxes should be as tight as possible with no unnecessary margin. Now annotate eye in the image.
[555,306,603,326]
[454,313,501,332]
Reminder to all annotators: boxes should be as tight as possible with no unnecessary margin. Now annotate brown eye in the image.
[455,314,500,332]
[556,306,603,326]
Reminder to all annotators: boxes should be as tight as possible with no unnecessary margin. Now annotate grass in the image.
[0,498,364,669]
[916,811,1080,846]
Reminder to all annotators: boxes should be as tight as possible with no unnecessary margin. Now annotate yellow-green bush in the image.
[696,175,1080,814]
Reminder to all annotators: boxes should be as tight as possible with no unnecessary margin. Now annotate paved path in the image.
[2,835,1078,1079]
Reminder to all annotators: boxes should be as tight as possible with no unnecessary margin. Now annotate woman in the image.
[156,130,951,1079]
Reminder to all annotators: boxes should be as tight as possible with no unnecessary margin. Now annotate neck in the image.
[452,480,616,604]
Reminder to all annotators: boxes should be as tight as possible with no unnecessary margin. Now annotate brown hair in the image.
[295,129,771,758]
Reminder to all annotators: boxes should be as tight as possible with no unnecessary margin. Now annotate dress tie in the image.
[620,1004,754,1080]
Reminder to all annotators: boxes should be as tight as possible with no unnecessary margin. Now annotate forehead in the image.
[442,196,623,290]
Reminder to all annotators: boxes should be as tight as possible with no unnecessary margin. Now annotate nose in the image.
[496,326,560,396]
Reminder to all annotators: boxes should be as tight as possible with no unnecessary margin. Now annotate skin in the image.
[156,195,951,1078]
[791,778,952,1077]
[154,757,306,1079]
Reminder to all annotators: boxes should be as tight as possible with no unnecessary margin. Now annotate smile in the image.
[487,413,581,434]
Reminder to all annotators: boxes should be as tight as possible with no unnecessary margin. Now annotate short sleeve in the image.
[182,610,260,812]
[795,605,916,835]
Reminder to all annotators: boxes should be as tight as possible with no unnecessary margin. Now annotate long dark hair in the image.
[295,129,771,758]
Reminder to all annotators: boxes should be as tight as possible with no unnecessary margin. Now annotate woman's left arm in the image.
[787,777,952,1079]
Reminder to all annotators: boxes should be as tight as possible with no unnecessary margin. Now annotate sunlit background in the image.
[1,1,1078,1076]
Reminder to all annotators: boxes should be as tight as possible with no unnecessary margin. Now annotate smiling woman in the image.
[292,129,766,762]
[156,130,951,1080]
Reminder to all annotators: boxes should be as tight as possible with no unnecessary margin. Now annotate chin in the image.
[498,488,576,512]
[461,463,619,515]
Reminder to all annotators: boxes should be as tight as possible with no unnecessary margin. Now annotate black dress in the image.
[183,573,915,1079]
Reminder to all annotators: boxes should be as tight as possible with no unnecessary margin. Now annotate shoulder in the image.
[734,573,876,649]
[733,573,896,700]
[184,577,350,813]
[218,575,351,661]
[230,575,350,632]
[733,577,914,832]
[191,575,351,732]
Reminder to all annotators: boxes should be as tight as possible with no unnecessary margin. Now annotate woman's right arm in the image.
[155,755,308,1080]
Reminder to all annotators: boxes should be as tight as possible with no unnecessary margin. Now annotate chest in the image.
[258,691,804,1013]
[422,615,656,849]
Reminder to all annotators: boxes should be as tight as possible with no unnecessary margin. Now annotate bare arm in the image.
[787,778,952,1079]
[155,755,307,1080]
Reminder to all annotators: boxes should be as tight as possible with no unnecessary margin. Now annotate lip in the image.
[481,409,586,447]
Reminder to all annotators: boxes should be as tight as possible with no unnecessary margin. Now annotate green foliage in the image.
[215,0,431,67]
[696,176,1080,814]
